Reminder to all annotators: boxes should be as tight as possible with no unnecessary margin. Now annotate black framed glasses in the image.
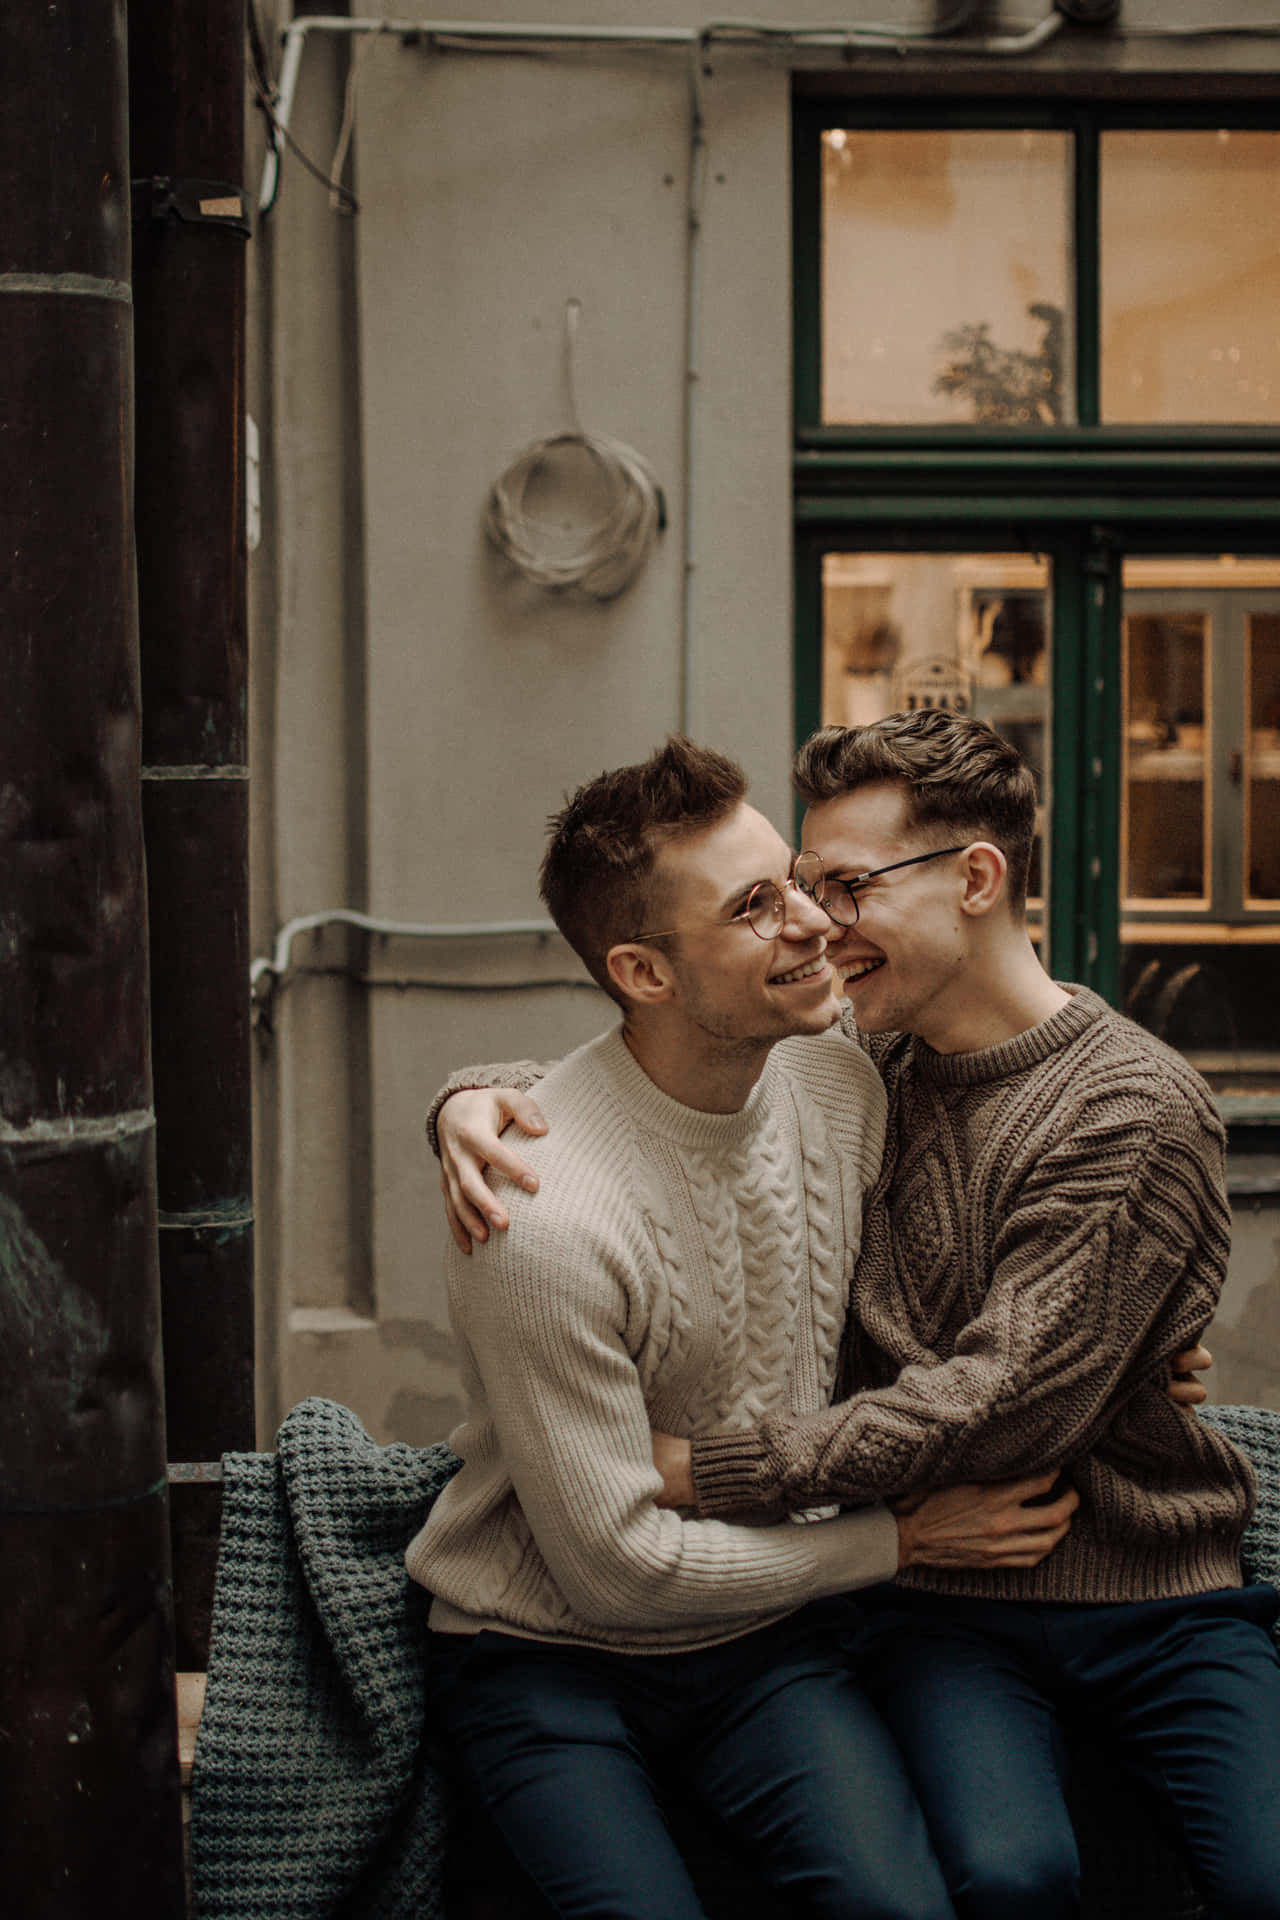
[815,847,967,927]
[633,851,826,944]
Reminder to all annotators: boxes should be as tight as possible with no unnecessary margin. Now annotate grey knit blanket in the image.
[191,1397,461,1920]
[190,1399,1280,1920]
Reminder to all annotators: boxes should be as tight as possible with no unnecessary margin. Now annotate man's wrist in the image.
[425,1080,483,1159]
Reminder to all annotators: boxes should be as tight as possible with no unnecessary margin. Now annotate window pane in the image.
[1122,612,1209,905]
[821,130,1073,426]
[1247,613,1280,903]
[1120,561,1280,1098]
[820,551,1050,918]
[1101,131,1280,424]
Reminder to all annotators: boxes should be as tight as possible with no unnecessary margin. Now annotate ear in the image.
[957,842,1007,917]
[606,941,677,1007]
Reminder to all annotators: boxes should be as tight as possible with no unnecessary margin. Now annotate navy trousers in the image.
[853,1582,1280,1920]
[427,1598,955,1920]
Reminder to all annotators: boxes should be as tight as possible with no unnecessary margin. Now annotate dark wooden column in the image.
[0,2,186,1911]
[128,0,254,1508]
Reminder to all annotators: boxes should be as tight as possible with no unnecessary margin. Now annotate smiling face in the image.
[648,802,843,1050]
[802,781,976,1043]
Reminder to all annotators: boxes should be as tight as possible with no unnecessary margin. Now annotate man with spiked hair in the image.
[433,711,1278,1920]
[408,734,1074,1920]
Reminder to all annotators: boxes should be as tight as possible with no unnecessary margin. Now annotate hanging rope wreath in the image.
[484,301,665,601]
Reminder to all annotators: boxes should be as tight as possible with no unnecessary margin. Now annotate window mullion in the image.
[1083,533,1123,1004]
[1074,112,1100,430]
[1048,532,1121,999]
[793,104,822,434]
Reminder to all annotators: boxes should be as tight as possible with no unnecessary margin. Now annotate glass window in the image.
[1246,613,1280,904]
[1122,610,1210,907]
[820,130,1074,426]
[820,551,1050,917]
[1120,562,1280,1090]
[1101,131,1280,424]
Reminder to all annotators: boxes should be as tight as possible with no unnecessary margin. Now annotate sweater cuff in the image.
[691,1429,776,1518]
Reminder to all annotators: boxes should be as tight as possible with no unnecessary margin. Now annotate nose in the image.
[782,877,830,939]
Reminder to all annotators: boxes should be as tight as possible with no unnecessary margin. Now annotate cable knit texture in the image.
[691,990,1254,1603]
[407,1023,896,1652]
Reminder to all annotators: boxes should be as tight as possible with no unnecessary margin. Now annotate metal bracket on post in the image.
[130,176,252,237]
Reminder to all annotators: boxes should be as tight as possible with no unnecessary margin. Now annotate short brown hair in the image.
[793,710,1038,912]
[540,737,747,1004]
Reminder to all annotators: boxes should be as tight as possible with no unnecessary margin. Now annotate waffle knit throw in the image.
[190,1399,1280,1920]
[190,1397,460,1920]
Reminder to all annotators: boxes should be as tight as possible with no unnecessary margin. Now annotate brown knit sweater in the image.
[691,989,1254,1603]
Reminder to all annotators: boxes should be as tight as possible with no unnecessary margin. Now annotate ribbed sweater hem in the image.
[426,1595,801,1654]
[895,1539,1246,1604]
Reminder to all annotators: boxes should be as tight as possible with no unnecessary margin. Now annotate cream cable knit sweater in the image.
[407,1024,898,1653]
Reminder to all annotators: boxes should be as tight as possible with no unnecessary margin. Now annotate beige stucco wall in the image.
[251,9,798,1443]
[248,0,1280,1447]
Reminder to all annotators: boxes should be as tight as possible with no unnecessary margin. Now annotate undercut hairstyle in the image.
[794,709,1038,912]
[540,736,748,1005]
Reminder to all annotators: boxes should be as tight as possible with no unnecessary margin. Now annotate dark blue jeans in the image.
[427,1599,955,1920]
[852,1582,1280,1920]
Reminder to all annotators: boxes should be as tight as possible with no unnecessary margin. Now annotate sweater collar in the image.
[595,1027,780,1152]
[907,984,1106,1086]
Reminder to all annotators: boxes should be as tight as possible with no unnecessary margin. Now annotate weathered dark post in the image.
[128,0,254,1548]
[0,2,186,1912]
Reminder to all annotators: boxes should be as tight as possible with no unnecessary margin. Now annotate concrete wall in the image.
[247,0,1280,1445]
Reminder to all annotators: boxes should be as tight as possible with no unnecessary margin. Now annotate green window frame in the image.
[792,96,1280,1107]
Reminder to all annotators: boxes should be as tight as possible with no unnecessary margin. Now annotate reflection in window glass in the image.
[821,130,1073,426]
[1119,562,1280,1092]
[1102,131,1280,424]
[820,552,1050,912]
[1122,613,1209,905]
[1247,614,1280,902]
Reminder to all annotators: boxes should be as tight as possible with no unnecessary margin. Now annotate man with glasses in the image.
[433,710,1274,1920]
[407,734,1075,1920]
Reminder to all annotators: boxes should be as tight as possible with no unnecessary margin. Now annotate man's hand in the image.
[651,1431,695,1509]
[894,1473,1079,1571]
[1168,1343,1212,1407]
[438,1088,547,1253]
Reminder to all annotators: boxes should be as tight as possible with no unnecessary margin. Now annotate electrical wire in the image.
[695,6,982,49]
[329,29,377,214]
[259,6,1280,217]
[485,299,665,598]
[247,0,278,94]
[1119,20,1280,35]
[248,58,359,216]
[286,966,602,993]
[250,907,561,997]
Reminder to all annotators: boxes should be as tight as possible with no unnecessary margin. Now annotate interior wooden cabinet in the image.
[1120,561,1280,1080]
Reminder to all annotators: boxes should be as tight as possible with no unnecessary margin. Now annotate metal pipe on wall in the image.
[128,0,255,1480]
[0,2,186,1910]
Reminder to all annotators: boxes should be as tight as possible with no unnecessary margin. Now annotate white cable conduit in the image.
[251,907,560,998]
[257,12,1069,215]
